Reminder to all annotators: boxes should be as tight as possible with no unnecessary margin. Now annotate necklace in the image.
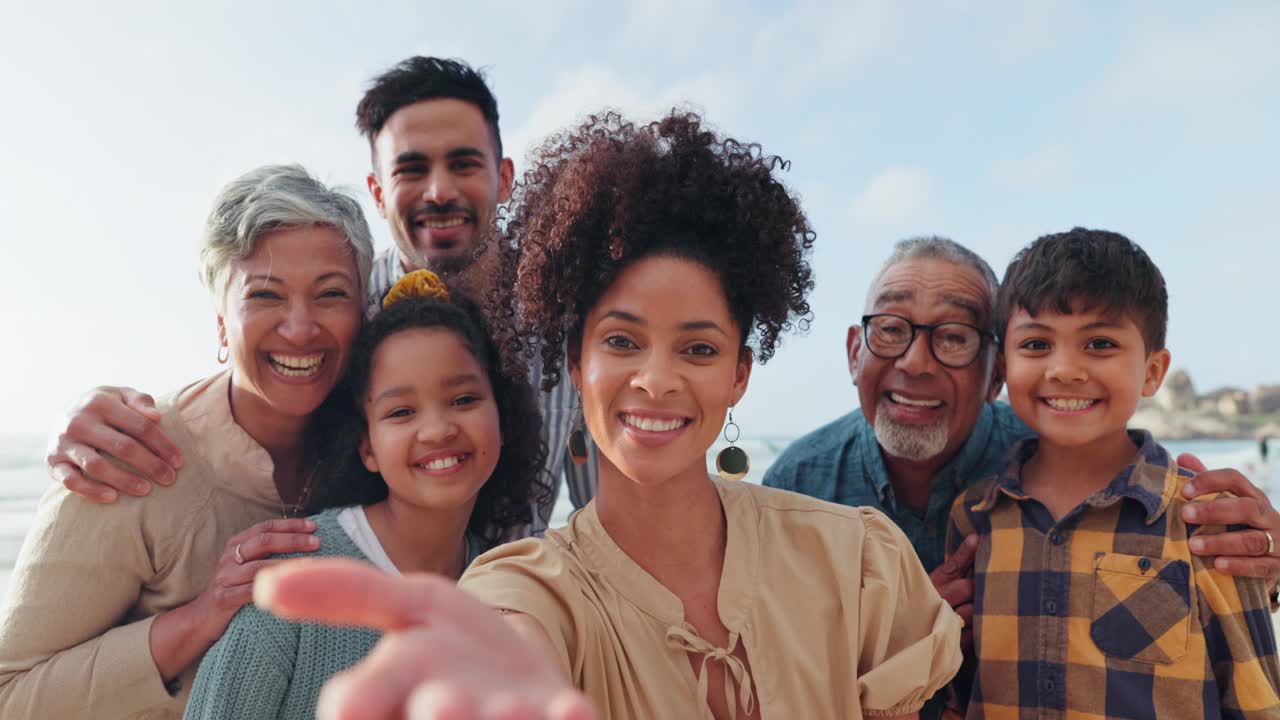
[278,467,317,519]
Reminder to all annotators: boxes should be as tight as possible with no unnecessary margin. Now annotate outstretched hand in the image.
[1179,452,1280,582]
[255,558,596,720]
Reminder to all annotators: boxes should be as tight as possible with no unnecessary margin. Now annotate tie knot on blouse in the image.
[665,623,756,720]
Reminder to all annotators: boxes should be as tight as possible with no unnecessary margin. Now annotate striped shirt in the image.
[368,248,599,538]
[948,430,1280,719]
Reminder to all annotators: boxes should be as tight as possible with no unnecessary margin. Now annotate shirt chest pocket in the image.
[1090,552,1192,664]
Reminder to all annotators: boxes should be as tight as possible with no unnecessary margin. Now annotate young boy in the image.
[947,228,1280,719]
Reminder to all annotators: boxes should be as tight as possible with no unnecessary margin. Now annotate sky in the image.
[1,1,1278,440]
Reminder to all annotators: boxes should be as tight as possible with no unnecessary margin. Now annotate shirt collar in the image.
[974,429,1183,524]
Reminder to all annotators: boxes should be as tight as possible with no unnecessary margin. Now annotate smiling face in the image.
[571,255,751,488]
[1003,302,1170,450]
[360,327,501,512]
[367,98,514,276]
[219,225,362,420]
[851,257,1000,464]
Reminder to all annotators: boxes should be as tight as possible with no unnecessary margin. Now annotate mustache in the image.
[411,202,475,222]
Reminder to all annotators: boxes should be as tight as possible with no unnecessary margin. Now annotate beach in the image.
[2,431,1275,598]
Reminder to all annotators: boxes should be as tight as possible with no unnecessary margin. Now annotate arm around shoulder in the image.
[854,508,963,718]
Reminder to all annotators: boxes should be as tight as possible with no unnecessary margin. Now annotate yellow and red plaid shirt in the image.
[947,431,1280,719]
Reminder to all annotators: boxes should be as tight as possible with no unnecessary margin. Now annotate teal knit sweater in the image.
[183,508,381,720]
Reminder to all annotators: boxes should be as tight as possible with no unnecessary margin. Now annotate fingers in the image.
[78,421,177,489]
[1211,555,1280,579]
[52,462,118,503]
[1182,495,1271,528]
[931,535,978,592]
[949,534,978,574]
[232,530,321,563]
[937,578,975,611]
[121,388,163,423]
[88,388,183,471]
[406,684,478,720]
[240,517,321,537]
[317,627,444,720]
[1189,528,1275,559]
[256,559,464,631]
[1175,452,1207,474]
[1182,467,1265,502]
[61,442,152,497]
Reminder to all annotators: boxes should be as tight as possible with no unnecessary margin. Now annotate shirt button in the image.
[1043,679,1055,692]
[1045,600,1058,615]
[1050,532,1065,545]
[1138,557,1152,572]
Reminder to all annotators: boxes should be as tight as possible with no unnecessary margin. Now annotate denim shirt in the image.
[763,402,1032,573]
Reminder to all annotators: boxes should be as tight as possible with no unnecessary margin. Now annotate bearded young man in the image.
[44,57,597,538]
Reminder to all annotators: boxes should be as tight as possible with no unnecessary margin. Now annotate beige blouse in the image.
[0,371,285,719]
[460,479,961,719]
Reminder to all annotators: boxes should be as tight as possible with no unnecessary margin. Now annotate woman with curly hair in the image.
[254,111,962,720]
[183,272,548,720]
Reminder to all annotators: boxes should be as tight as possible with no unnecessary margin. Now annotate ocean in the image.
[1,433,1276,598]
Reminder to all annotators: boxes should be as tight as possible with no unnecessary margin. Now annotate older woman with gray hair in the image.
[0,165,373,719]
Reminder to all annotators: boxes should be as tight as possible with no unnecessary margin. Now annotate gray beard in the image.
[873,402,949,462]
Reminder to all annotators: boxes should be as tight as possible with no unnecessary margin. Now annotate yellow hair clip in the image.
[382,269,451,310]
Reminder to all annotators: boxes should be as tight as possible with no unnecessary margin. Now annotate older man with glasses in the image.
[767,237,1024,578]
[766,237,1280,706]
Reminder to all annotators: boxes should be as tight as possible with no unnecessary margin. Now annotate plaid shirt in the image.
[948,431,1280,719]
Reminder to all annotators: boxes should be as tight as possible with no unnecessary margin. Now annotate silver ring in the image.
[1265,530,1275,557]
[235,543,245,565]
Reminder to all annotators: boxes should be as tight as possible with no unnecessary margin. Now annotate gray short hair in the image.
[200,165,374,306]
[866,235,1000,330]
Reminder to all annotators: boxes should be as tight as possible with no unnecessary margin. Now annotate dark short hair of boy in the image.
[996,227,1167,351]
[355,56,503,161]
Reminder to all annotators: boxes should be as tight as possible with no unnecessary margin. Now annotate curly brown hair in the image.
[503,110,816,390]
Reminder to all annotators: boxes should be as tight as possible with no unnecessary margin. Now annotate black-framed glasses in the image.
[860,314,997,369]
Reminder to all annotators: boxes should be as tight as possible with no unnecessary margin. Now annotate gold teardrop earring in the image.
[567,390,588,466]
[716,407,749,481]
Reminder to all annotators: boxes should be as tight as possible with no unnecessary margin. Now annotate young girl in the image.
[182,270,549,720]
[255,111,962,720]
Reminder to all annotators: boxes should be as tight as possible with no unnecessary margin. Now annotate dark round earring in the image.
[567,391,588,466]
[715,407,749,481]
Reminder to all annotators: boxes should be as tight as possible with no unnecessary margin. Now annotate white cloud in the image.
[846,167,935,227]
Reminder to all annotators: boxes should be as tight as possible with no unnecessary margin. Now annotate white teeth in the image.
[888,392,943,408]
[421,455,465,471]
[621,414,685,432]
[269,353,323,377]
[417,217,466,229]
[1045,398,1096,411]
